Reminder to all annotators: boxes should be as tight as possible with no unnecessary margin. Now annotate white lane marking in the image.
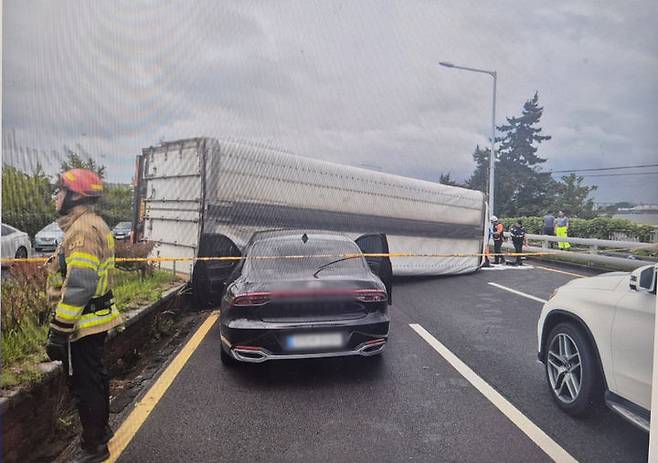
[488,282,547,304]
[535,265,585,278]
[409,324,578,463]
[481,265,535,271]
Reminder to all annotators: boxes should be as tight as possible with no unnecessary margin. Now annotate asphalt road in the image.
[116,262,649,462]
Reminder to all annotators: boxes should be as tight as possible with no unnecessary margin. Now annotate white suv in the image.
[537,264,657,431]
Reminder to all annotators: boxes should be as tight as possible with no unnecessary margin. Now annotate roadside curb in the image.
[0,282,187,463]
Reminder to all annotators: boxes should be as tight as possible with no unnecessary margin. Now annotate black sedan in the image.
[218,231,392,365]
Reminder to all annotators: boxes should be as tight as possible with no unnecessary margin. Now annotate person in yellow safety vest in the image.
[45,168,123,463]
[555,210,572,250]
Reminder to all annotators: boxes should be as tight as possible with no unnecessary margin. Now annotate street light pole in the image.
[439,62,497,215]
[489,71,497,216]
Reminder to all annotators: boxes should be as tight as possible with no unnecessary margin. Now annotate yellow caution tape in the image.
[0,251,553,266]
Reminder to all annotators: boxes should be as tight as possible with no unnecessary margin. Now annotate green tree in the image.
[465,145,490,193]
[467,92,557,216]
[2,165,56,237]
[553,174,597,219]
[439,172,465,187]
[97,185,134,227]
[60,146,106,179]
[58,148,134,226]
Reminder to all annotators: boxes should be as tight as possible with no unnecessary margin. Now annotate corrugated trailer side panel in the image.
[203,140,485,276]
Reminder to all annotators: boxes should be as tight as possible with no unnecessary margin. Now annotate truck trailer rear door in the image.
[355,233,393,304]
[139,139,207,277]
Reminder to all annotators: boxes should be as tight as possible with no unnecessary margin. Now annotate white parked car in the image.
[537,264,657,431]
[1,223,32,265]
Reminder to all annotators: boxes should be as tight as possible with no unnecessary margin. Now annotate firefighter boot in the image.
[74,443,110,463]
[81,425,113,448]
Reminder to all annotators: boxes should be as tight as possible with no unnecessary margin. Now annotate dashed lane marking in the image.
[488,282,548,304]
[409,324,578,463]
[534,265,586,278]
[107,311,219,462]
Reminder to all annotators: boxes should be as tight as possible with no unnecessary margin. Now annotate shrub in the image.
[1,264,50,386]
[1,264,50,332]
[500,216,655,242]
[115,240,155,276]
[1,262,178,388]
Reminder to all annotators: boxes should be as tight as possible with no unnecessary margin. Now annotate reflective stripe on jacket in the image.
[510,225,526,242]
[47,205,123,341]
[492,223,505,242]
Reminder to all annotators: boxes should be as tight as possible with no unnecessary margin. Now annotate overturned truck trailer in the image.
[133,137,486,299]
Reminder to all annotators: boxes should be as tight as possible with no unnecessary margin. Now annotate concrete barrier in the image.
[501,242,652,271]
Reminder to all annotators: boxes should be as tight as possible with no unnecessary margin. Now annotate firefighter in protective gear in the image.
[45,168,122,463]
[490,216,506,265]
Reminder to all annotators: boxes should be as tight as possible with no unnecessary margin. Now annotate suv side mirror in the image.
[630,265,657,293]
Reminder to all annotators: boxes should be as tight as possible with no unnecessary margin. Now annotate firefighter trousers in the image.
[512,240,524,265]
[493,240,505,264]
[69,332,110,450]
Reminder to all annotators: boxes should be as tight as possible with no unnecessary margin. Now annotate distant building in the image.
[617,204,658,213]
[614,204,658,227]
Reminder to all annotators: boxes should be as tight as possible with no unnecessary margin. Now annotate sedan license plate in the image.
[286,333,344,351]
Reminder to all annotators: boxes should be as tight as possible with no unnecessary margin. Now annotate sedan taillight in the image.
[353,289,387,303]
[230,292,271,307]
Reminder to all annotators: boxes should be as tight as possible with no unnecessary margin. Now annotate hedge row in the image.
[500,216,656,242]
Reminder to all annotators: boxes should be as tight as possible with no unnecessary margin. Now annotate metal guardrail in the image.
[501,232,657,271]
[520,233,657,253]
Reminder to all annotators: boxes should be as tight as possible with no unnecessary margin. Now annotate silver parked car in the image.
[34,221,64,252]
[112,221,133,241]
[1,223,32,265]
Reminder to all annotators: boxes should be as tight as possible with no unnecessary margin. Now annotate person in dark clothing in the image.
[509,220,528,266]
[543,211,555,248]
[491,216,506,264]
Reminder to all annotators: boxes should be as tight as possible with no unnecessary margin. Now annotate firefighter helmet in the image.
[58,169,103,197]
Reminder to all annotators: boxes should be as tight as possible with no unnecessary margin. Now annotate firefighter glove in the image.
[46,330,69,362]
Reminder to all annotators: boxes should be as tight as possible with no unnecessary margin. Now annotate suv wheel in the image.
[545,322,602,416]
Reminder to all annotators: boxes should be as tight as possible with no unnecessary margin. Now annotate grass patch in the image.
[113,270,178,311]
[1,315,49,388]
[1,266,181,389]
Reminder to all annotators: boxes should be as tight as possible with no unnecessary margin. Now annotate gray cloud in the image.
[3,0,658,204]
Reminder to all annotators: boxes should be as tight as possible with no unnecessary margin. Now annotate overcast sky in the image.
[3,0,658,204]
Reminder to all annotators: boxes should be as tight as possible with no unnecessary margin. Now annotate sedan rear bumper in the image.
[220,311,390,363]
[229,338,386,363]
[35,242,57,252]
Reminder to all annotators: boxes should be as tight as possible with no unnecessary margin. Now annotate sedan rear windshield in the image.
[244,238,369,280]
